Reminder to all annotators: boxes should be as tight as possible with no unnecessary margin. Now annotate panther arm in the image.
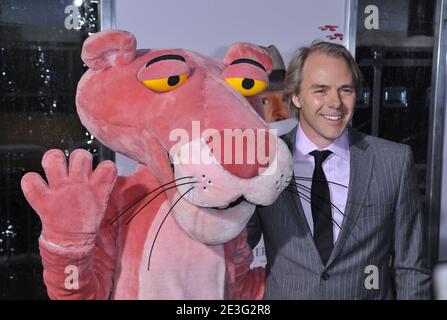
[224,228,266,300]
[39,165,153,300]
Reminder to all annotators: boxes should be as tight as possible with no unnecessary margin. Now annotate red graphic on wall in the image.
[318,25,343,41]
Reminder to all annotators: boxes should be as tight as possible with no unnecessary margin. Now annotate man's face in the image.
[292,52,356,147]
[260,90,292,123]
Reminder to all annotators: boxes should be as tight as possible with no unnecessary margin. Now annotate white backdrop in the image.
[115,0,350,66]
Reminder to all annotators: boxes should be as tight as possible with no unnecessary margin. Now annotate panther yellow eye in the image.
[225,77,268,96]
[142,74,188,92]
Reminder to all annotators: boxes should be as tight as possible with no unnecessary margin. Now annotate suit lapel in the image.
[281,126,306,229]
[326,127,374,266]
[281,126,323,259]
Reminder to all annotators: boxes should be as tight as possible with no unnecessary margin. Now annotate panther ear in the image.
[223,43,273,74]
[81,29,137,71]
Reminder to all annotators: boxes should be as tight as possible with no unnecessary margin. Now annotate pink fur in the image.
[21,30,293,299]
[223,43,273,74]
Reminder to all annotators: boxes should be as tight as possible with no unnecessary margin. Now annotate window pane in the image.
[0,0,104,299]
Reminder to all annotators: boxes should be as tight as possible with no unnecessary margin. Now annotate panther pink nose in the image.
[205,130,276,179]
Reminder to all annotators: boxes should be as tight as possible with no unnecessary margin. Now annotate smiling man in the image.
[248,41,431,299]
[290,50,356,147]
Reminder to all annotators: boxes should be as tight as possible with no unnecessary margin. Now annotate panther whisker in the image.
[125,181,197,225]
[110,176,194,225]
[285,187,342,230]
[288,181,345,217]
[293,175,348,189]
[147,186,194,271]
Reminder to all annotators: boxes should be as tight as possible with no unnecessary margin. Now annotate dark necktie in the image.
[310,150,333,265]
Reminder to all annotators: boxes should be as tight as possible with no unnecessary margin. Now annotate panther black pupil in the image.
[242,78,254,90]
[168,75,180,86]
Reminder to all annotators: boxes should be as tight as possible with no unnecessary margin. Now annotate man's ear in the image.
[291,94,302,109]
[81,29,137,71]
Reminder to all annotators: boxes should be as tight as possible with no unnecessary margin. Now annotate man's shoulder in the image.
[349,128,412,157]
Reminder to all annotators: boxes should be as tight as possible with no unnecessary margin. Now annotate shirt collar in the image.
[294,122,350,161]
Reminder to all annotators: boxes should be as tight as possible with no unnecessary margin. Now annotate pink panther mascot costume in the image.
[21,30,293,299]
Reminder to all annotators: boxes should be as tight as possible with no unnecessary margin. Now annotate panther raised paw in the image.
[21,149,117,243]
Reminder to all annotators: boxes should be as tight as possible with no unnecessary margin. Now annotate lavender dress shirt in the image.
[293,123,350,243]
